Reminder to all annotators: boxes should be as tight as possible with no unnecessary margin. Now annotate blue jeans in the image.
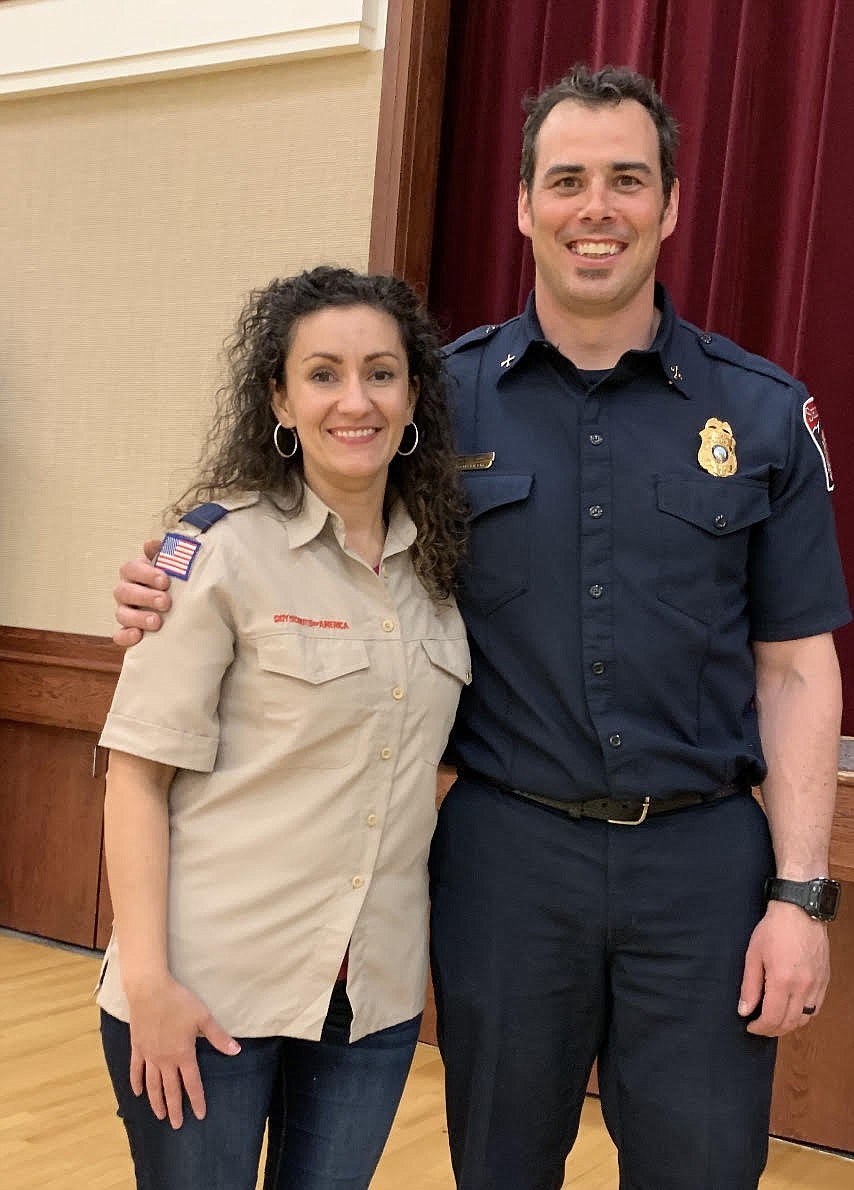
[101,983,420,1190]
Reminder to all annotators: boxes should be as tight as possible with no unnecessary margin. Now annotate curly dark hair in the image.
[520,63,680,205]
[172,266,467,602]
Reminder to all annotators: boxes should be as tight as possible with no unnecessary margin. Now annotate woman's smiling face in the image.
[272,304,415,507]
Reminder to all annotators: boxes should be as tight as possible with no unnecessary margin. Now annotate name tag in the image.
[455,452,495,471]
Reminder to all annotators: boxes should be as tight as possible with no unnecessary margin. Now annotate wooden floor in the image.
[1,934,851,1189]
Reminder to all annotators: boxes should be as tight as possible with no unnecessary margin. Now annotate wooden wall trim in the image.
[829,789,854,883]
[0,626,120,733]
[832,739,854,883]
[368,0,450,290]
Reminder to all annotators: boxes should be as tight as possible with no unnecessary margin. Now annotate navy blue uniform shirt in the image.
[444,285,850,802]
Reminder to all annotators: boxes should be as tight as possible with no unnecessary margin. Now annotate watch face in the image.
[812,880,841,919]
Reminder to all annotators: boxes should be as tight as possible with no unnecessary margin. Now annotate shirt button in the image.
[380,747,392,760]
[714,514,728,529]
[381,564,389,579]
[589,433,604,445]
[366,813,378,827]
[588,505,604,519]
[591,661,606,675]
[352,876,364,889]
[589,584,604,598]
[465,669,473,684]
[382,618,395,632]
[392,686,405,700]
[609,733,622,748]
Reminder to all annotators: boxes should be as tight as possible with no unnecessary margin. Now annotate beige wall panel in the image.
[0,53,382,635]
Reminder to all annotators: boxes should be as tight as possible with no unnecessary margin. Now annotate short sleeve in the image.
[748,385,850,641]
[99,535,235,770]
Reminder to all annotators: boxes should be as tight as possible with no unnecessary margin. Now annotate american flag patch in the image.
[155,532,201,580]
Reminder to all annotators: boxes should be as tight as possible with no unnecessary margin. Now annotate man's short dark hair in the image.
[519,64,680,203]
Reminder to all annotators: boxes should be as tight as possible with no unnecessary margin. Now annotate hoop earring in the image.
[273,423,299,459]
[396,421,419,457]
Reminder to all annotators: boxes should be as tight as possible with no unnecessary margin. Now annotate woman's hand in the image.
[127,974,240,1129]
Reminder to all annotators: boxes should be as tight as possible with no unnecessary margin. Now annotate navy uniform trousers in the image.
[428,775,777,1190]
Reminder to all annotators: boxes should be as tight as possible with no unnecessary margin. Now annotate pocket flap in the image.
[421,637,472,684]
[656,477,770,535]
[257,634,370,684]
[462,473,533,520]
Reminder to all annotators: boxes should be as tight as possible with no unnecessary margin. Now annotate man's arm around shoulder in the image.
[113,539,171,647]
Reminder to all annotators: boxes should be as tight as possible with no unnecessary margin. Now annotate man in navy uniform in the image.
[114,65,848,1190]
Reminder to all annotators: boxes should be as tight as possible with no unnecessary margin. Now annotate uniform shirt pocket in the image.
[418,636,472,764]
[459,473,533,614]
[256,633,370,769]
[656,476,771,623]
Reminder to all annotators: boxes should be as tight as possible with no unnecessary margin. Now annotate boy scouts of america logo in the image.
[802,396,834,492]
[698,418,737,477]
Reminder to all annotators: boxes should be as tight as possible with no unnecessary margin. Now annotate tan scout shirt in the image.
[97,488,470,1042]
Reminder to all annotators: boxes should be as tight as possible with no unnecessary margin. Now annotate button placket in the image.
[580,406,616,748]
[369,588,410,876]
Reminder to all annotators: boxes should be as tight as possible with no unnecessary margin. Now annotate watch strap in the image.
[765,876,841,922]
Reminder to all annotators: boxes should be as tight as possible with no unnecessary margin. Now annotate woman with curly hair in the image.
[97,266,470,1190]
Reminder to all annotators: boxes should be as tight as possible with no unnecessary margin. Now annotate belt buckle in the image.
[607,796,651,826]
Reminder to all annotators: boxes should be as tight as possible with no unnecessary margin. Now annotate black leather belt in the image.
[458,768,749,826]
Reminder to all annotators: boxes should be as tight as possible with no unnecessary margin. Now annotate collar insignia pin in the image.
[670,364,683,381]
[500,354,516,369]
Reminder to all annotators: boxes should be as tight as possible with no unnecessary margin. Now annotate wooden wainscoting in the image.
[0,626,119,948]
[769,755,854,1153]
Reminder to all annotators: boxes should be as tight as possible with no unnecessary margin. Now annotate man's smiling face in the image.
[517,98,679,325]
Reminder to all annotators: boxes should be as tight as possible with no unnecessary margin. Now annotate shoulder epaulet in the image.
[693,328,797,389]
[178,493,260,532]
[180,502,231,532]
[443,321,507,356]
[159,499,245,579]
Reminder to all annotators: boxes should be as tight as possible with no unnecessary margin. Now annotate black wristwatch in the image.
[765,876,841,922]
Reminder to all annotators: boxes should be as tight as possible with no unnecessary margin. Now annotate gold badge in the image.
[698,418,737,477]
[455,452,496,471]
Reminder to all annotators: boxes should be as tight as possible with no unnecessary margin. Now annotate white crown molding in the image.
[0,0,386,99]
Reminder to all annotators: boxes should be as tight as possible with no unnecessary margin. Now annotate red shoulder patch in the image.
[802,397,834,492]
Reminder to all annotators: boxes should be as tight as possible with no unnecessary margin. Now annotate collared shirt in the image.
[97,488,470,1041]
[444,285,850,802]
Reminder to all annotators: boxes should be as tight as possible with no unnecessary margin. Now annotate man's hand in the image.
[127,973,240,1129]
[738,899,830,1036]
[113,540,171,647]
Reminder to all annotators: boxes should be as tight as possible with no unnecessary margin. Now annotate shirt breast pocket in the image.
[419,636,472,764]
[656,476,770,624]
[256,634,370,769]
[459,473,533,614]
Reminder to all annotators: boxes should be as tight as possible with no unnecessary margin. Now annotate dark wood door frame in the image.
[368,0,449,292]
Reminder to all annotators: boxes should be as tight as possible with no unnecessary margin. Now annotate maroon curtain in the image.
[430,0,854,729]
